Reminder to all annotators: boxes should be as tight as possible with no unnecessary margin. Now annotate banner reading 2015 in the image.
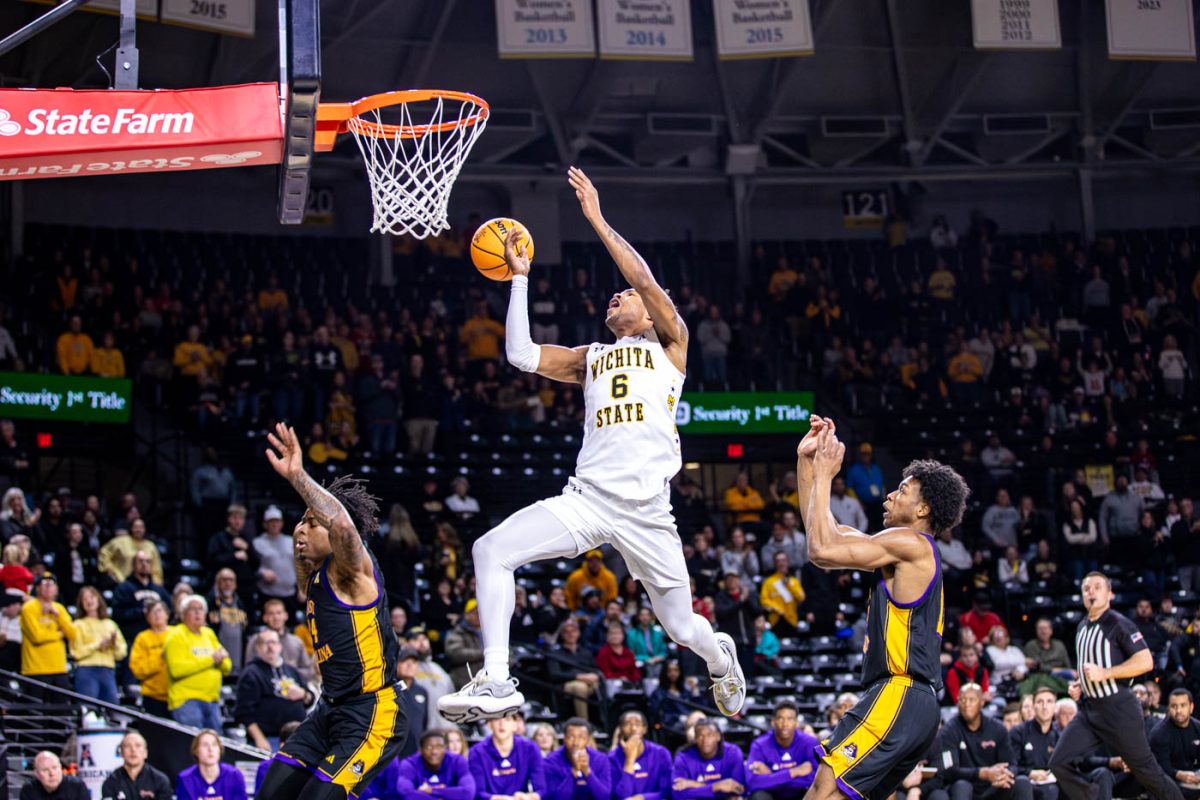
[713,0,815,59]
[598,0,693,61]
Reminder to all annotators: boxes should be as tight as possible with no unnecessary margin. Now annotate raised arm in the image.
[807,426,926,571]
[568,167,687,350]
[501,228,588,384]
[265,423,367,577]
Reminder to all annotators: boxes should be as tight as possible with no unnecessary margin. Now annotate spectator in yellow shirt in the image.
[19,572,77,690]
[98,518,164,585]
[947,341,985,404]
[724,472,766,525]
[564,550,619,611]
[164,594,231,729]
[70,586,127,704]
[459,301,506,365]
[56,315,94,375]
[173,325,212,379]
[759,552,806,634]
[767,257,798,303]
[130,599,173,717]
[927,260,957,302]
[89,331,126,378]
[256,273,290,313]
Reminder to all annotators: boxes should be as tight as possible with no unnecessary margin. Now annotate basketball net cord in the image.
[346,96,488,238]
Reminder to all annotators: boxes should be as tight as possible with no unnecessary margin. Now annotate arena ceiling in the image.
[4,0,1200,184]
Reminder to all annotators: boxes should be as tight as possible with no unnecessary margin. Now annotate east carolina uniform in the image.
[536,334,688,590]
[276,553,407,797]
[817,534,944,800]
[545,746,615,800]
[672,742,747,800]
[747,730,822,798]
[608,740,673,800]
[467,735,547,799]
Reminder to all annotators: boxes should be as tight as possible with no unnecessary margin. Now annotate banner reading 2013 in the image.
[495,0,596,58]
[713,0,815,59]
[598,0,693,61]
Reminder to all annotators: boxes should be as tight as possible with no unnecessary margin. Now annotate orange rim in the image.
[314,89,489,151]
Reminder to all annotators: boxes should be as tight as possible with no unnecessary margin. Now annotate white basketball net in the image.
[345,95,488,238]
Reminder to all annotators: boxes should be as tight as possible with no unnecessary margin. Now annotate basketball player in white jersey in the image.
[438,167,745,724]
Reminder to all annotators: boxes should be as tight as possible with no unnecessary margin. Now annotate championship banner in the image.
[713,0,814,59]
[0,373,132,423]
[0,83,282,181]
[1106,0,1196,60]
[676,392,814,435]
[597,0,693,61]
[161,0,257,37]
[971,0,1062,50]
[495,0,596,58]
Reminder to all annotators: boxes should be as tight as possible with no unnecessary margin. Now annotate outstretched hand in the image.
[568,166,603,224]
[504,227,531,277]
[266,422,304,482]
[798,415,832,459]
[813,424,845,478]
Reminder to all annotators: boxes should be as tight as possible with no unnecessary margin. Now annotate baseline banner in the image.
[1106,0,1196,60]
[676,392,813,435]
[598,0,693,60]
[0,372,132,423]
[713,0,815,59]
[971,0,1062,50]
[161,0,256,37]
[496,0,596,57]
[0,84,282,181]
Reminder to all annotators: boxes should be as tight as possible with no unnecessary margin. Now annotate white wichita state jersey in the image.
[574,334,683,501]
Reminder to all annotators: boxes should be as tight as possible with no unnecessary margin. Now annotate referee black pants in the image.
[1049,691,1183,800]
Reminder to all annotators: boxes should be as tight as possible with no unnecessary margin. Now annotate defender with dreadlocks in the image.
[257,423,407,800]
[798,416,969,800]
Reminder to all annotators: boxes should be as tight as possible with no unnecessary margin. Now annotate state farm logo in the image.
[0,107,194,136]
[200,151,262,165]
[0,110,20,136]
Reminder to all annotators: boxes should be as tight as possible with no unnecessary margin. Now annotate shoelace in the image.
[462,664,520,692]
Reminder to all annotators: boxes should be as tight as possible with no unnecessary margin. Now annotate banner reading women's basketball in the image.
[597,0,693,60]
[712,0,814,59]
[970,0,1061,50]
[1106,0,1195,59]
[495,0,596,57]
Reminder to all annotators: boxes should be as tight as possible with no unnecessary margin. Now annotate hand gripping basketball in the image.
[504,227,531,278]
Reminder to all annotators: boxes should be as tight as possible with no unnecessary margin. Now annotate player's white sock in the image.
[484,649,510,682]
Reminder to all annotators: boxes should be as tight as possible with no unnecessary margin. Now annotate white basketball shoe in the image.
[711,632,747,716]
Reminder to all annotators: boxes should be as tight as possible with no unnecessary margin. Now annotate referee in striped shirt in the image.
[1048,572,1183,800]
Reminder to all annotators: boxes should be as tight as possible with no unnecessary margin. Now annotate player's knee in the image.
[258,760,314,799]
[472,532,507,571]
[295,776,350,800]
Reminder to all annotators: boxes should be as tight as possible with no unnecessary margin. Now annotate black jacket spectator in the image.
[234,658,308,738]
[100,763,172,800]
[19,774,88,800]
[938,712,1018,794]
[547,642,597,685]
[1009,718,1059,775]
[110,573,171,643]
[206,528,260,604]
[1149,714,1200,783]
[714,578,760,649]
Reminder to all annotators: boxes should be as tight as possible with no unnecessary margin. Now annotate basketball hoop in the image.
[316,90,489,238]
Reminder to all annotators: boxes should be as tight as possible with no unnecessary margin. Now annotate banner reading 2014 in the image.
[495,0,596,58]
[713,0,815,59]
[598,0,693,61]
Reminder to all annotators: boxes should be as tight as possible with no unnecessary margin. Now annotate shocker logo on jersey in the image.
[667,395,676,412]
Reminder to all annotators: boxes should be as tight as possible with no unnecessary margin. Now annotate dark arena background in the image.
[0,0,1199,798]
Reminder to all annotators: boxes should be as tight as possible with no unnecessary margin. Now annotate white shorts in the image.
[536,477,688,590]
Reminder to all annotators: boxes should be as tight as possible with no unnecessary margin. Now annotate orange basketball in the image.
[470,217,534,281]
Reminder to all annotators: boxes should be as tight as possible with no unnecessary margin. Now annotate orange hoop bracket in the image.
[314,89,489,152]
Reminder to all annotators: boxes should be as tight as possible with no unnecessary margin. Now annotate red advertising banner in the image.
[0,83,283,180]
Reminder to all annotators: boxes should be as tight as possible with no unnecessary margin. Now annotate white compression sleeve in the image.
[505,274,541,373]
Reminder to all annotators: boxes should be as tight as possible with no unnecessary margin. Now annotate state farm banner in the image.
[597,0,693,60]
[713,0,815,59]
[1106,0,1196,60]
[496,0,596,57]
[971,0,1062,50]
[0,83,282,180]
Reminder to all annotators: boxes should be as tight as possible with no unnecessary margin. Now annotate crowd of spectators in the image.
[2,219,1200,798]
